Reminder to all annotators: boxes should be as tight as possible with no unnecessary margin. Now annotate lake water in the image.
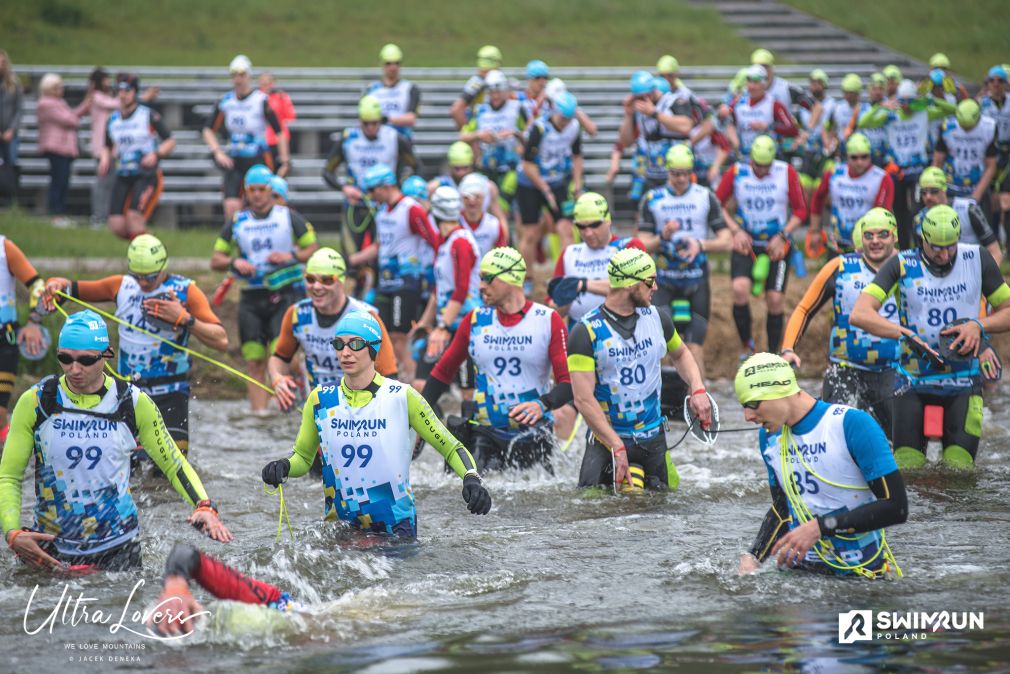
[3,384,1009,673]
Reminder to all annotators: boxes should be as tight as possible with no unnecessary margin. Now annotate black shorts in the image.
[891,390,982,459]
[516,182,567,225]
[376,288,422,333]
[221,153,273,199]
[109,169,163,219]
[0,336,17,411]
[654,272,711,345]
[578,432,676,490]
[468,423,555,473]
[39,537,142,572]
[730,250,789,294]
[238,286,301,349]
[821,364,894,441]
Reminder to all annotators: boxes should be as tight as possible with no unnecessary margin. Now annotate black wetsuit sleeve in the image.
[868,254,901,295]
[658,309,676,344]
[322,137,345,190]
[288,209,311,239]
[407,84,420,113]
[707,191,727,231]
[750,485,792,562]
[638,192,658,231]
[968,202,997,247]
[819,470,908,536]
[568,321,594,359]
[980,246,1006,297]
[572,129,582,156]
[151,110,172,140]
[164,542,201,580]
[934,136,949,154]
[523,125,543,163]
[263,99,282,133]
[540,382,573,410]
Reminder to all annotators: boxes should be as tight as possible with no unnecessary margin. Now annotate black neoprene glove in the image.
[262,458,291,487]
[462,473,492,515]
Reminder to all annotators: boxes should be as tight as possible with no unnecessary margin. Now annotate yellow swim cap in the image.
[127,234,168,274]
[734,353,800,405]
[608,248,656,289]
[573,192,610,223]
[305,247,347,280]
[480,247,526,287]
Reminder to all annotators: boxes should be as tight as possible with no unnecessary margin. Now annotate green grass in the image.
[782,0,1006,81]
[4,0,755,67]
[1,209,219,258]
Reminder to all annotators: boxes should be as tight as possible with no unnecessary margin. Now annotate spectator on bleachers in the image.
[0,49,24,196]
[450,45,502,130]
[366,44,420,138]
[259,71,296,168]
[202,55,289,224]
[36,73,91,226]
[87,68,118,225]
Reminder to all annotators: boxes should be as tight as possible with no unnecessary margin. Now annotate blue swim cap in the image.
[363,163,397,190]
[269,175,288,200]
[653,76,671,94]
[630,70,654,95]
[401,175,428,200]
[58,309,110,352]
[554,91,578,119]
[929,68,945,86]
[989,65,1008,82]
[244,164,273,186]
[334,310,383,348]
[526,59,549,79]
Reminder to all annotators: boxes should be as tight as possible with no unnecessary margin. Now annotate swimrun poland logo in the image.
[838,610,984,643]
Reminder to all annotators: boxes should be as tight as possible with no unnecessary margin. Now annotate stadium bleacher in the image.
[10,64,918,230]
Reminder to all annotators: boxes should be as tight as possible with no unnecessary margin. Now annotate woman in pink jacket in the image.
[36,72,91,223]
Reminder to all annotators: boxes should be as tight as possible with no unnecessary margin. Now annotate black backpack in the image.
[33,375,139,438]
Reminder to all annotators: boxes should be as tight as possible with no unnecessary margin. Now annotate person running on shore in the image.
[851,205,1010,470]
[781,208,901,438]
[569,249,711,492]
[420,247,572,473]
[735,353,907,578]
[262,310,492,538]
[366,44,420,138]
[807,133,894,256]
[913,166,1002,264]
[637,145,732,379]
[44,235,228,458]
[202,55,289,225]
[268,247,396,411]
[979,65,1010,245]
[715,135,808,356]
[933,99,998,207]
[459,172,509,258]
[1,310,231,572]
[450,46,503,130]
[210,165,319,414]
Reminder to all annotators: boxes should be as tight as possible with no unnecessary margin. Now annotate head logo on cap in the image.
[305,247,347,280]
[58,309,111,352]
[480,247,526,287]
[127,234,168,274]
[734,353,800,405]
[608,249,656,289]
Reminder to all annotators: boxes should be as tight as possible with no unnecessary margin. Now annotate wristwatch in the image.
[194,499,218,514]
[183,314,196,329]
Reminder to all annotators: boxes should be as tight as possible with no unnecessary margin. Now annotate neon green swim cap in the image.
[477,45,502,69]
[358,95,382,122]
[846,132,871,157]
[665,144,694,170]
[656,55,680,74]
[734,352,800,405]
[305,247,347,280]
[883,65,902,81]
[608,248,656,289]
[751,48,775,66]
[956,99,981,128]
[379,43,403,63]
[127,234,168,274]
[929,52,950,69]
[918,166,947,190]
[841,73,863,93]
[921,204,960,247]
[809,68,829,84]
[750,135,776,165]
[480,247,526,287]
[572,192,610,223]
[447,141,474,167]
